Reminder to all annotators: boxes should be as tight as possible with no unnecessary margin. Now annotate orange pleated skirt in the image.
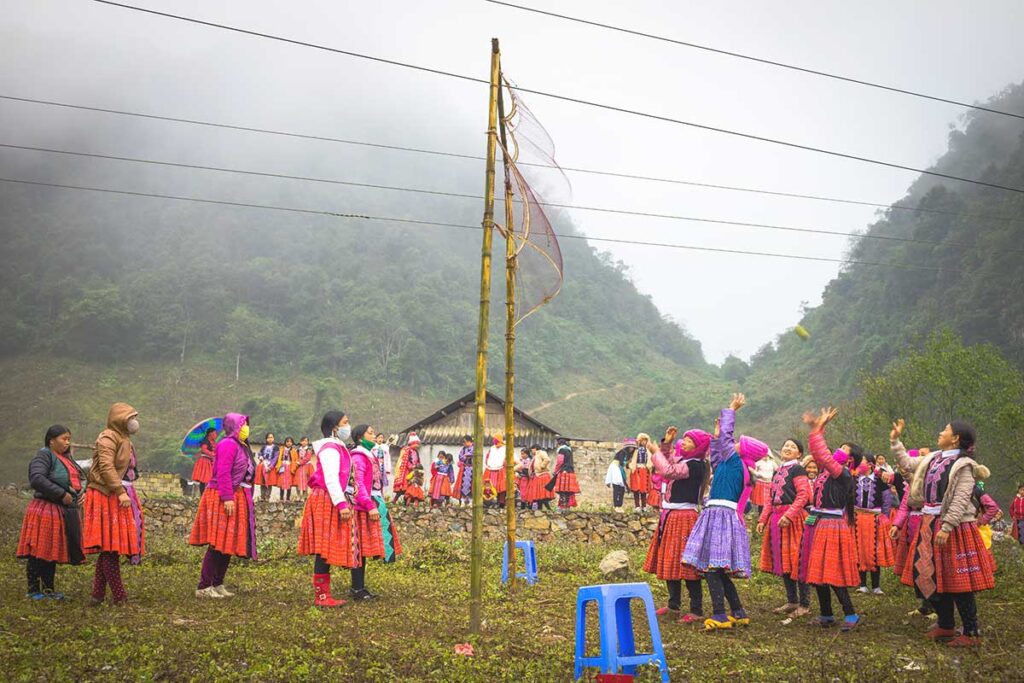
[17,498,84,564]
[629,467,651,493]
[83,488,145,557]
[297,488,359,568]
[191,457,214,484]
[759,508,807,578]
[855,509,895,571]
[189,487,255,558]
[643,508,699,581]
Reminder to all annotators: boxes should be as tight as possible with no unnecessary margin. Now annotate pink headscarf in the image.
[737,435,769,468]
[675,429,711,459]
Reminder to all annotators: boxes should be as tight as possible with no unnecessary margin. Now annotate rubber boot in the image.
[313,574,345,608]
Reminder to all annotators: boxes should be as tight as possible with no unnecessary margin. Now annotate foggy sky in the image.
[3,0,1024,362]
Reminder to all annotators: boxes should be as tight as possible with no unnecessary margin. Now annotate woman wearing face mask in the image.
[17,424,86,600]
[83,402,145,605]
[890,419,994,647]
[297,411,357,607]
[350,424,402,599]
[756,438,812,618]
[189,413,257,598]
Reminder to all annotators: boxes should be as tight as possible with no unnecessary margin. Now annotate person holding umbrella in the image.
[17,424,86,600]
[189,413,257,598]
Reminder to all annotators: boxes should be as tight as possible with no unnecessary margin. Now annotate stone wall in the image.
[140,498,657,546]
[569,442,620,506]
[134,471,187,498]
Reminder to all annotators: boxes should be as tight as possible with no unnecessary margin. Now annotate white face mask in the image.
[336,424,351,442]
[126,418,140,435]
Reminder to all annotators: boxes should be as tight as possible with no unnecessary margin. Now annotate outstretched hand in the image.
[890,419,905,441]
[803,407,837,431]
[729,393,746,411]
[713,416,721,439]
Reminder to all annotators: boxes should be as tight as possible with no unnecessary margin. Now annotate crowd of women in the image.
[640,393,1014,646]
[15,395,1024,646]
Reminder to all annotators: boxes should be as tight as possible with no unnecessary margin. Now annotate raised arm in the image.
[805,407,844,479]
[651,445,691,481]
[888,419,919,477]
[713,408,737,469]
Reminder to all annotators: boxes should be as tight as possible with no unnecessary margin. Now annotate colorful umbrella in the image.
[181,416,223,455]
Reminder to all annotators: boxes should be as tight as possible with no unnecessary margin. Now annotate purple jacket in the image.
[209,413,253,502]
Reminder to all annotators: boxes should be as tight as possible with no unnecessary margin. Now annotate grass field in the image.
[1,492,1022,682]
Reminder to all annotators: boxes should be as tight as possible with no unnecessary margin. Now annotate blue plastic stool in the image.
[501,540,538,585]
[574,583,669,683]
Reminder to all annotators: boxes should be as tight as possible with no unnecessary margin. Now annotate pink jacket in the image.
[309,438,351,511]
[350,446,377,513]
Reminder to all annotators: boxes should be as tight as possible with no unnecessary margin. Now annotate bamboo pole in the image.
[469,37,501,636]
[497,77,518,592]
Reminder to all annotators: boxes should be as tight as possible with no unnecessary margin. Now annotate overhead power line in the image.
[7,141,1014,254]
[3,93,1019,225]
[0,176,946,271]
[485,0,1024,122]
[89,1,1024,195]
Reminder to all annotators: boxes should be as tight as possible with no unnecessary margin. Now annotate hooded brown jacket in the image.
[88,402,138,496]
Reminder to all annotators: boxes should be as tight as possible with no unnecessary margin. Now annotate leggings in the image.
[931,592,979,636]
[612,485,625,508]
[198,548,231,589]
[783,575,810,607]
[859,570,880,589]
[666,579,704,614]
[814,584,855,618]
[92,552,127,602]
[704,569,743,617]
[26,557,56,593]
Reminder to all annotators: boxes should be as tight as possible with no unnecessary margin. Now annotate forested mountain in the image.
[741,82,1024,437]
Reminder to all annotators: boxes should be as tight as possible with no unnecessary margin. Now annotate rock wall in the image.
[133,471,186,498]
[140,498,657,546]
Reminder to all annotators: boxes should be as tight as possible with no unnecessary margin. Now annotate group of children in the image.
[642,393,1001,646]
[605,434,665,512]
[389,433,581,510]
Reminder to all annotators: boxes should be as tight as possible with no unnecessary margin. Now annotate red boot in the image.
[313,574,345,608]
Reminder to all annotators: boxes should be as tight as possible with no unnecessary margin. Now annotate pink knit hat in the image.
[737,435,769,467]
[676,429,711,459]
[407,432,421,447]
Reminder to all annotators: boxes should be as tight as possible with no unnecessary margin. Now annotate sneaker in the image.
[44,591,67,601]
[856,586,870,594]
[195,586,224,599]
[840,615,862,632]
[790,606,811,618]
[655,607,679,618]
[872,587,884,595]
[212,585,235,597]
[350,589,376,601]
[946,634,980,648]
[679,613,703,624]
[26,592,46,601]
[809,616,836,628]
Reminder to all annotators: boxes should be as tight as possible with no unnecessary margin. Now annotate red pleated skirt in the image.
[483,468,507,494]
[295,464,313,492]
[276,469,292,490]
[643,508,699,581]
[900,516,995,594]
[760,508,807,578]
[405,485,425,502]
[629,468,651,493]
[751,480,771,507]
[893,514,922,577]
[189,487,255,558]
[855,509,895,571]
[297,489,359,568]
[518,476,533,503]
[799,516,859,587]
[17,498,84,564]
[83,488,145,557]
[554,471,580,494]
[430,476,453,500]
[254,463,267,486]
[529,473,555,501]
[647,487,662,508]
[191,457,214,484]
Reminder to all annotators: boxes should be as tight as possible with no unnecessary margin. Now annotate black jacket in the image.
[28,448,83,504]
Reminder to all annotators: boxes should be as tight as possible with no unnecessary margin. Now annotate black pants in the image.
[815,584,855,618]
[633,490,646,508]
[704,569,742,616]
[536,500,552,510]
[197,482,207,495]
[351,558,367,592]
[611,485,625,508]
[26,557,56,593]
[666,579,703,615]
[931,592,979,636]
[783,575,810,607]
[859,570,880,589]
